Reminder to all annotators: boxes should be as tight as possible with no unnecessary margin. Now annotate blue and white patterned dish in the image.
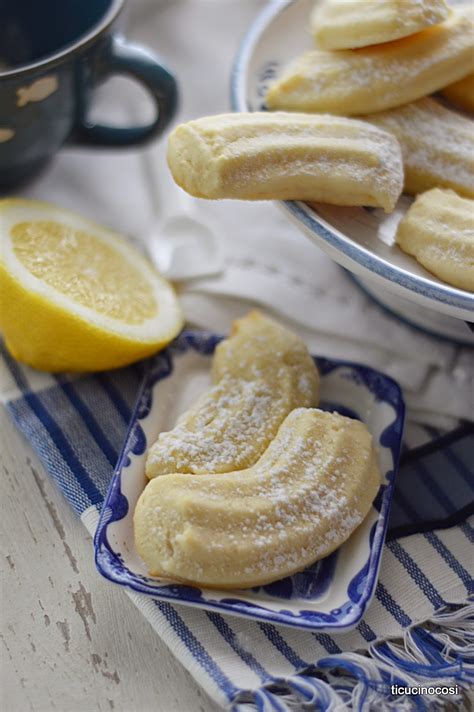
[231,0,474,333]
[94,331,405,631]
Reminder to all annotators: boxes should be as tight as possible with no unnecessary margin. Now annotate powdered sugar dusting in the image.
[137,408,380,586]
[146,312,319,476]
[267,11,474,115]
[148,376,277,473]
[370,98,474,196]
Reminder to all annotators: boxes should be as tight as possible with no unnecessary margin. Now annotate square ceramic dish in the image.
[94,331,405,631]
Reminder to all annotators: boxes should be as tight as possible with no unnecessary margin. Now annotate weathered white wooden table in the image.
[0,406,222,712]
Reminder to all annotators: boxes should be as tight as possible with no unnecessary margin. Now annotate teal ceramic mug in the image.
[0,0,178,192]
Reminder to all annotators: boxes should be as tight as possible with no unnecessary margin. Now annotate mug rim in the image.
[0,0,124,79]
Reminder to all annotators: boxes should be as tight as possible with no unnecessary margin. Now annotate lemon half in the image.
[0,199,183,372]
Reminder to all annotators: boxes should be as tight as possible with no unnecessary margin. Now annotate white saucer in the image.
[231,0,474,343]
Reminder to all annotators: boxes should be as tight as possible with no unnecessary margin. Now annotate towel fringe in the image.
[231,603,474,711]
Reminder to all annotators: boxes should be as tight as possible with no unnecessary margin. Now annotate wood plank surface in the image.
[0,406,222,712]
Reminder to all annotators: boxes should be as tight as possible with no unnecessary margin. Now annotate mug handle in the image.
[72,36,178,147]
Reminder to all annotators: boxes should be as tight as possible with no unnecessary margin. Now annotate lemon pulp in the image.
[12,221,157,325]
[0,199,183,372]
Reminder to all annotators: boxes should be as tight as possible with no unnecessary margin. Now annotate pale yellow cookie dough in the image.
[311,0,450,50]
[396,188,474,292]
[135,408,381,589]
[441,73,474,113]
[266,11,474,115]
[368,98,474,198]
[145,311,319,477]
[167,112,403,211]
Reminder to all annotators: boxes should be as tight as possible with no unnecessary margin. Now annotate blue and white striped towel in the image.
[1,342,473,711]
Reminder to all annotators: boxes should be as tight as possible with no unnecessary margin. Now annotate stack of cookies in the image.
[134,312,381,589]
[167,0,474,291]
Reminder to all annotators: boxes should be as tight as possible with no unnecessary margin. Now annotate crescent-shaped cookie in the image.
[311,0,450,50]
[396,188,474,292]
[145,311,319,477]
[167,112,403,211]
[368,98,474,198]
[266,10,474,115]
[135,408,381,589]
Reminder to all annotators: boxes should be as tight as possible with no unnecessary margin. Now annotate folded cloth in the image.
[1,343,473,711]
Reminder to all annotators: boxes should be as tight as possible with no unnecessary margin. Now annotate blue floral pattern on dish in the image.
[94,331,405,631]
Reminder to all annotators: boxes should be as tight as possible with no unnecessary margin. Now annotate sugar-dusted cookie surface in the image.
[368,98,474,198]
[396,188,474,292]
[311,0,450,50]
[135,408,381,589]
[266,11,474,115]
[145,311,319,477]
[167,112,403,211]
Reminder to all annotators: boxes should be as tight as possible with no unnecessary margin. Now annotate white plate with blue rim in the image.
[94,331,405,631]
[230,0,474,343]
